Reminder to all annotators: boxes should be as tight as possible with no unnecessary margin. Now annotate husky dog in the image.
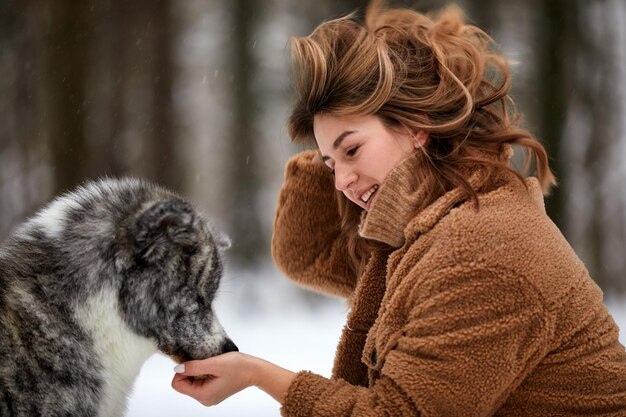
[0,178,237,417]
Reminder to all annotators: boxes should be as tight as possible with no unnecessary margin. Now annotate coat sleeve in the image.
[271,150,358,298]
[280,263,551,417]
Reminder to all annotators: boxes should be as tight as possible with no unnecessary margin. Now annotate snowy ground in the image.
[125,265,626,417]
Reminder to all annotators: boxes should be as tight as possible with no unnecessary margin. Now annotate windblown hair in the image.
[287,0,556,274]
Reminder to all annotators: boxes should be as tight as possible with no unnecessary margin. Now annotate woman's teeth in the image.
[361,185,379,203]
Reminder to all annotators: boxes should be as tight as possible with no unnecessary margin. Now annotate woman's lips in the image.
[358,184,379,210]
[360,185,379,203]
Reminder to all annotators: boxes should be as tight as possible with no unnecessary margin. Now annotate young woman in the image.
[172,1,626,415]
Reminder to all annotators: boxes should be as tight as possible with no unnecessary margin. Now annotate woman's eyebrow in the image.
[333,130,356,149]
[321,130,357,162]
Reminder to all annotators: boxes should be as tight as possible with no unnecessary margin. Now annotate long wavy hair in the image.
[287,0,556,274]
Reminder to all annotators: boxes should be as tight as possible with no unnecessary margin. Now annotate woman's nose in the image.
[334,164,357,191]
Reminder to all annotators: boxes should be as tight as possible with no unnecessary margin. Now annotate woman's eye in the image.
[346,146,359,157]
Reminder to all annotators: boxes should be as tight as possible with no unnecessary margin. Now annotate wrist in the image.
[246,355,297,404]
[244,354,265,388]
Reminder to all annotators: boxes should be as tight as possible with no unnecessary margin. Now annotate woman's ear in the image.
[412,129,429,149]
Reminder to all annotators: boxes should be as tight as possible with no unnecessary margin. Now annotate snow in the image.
[125,265,626,417]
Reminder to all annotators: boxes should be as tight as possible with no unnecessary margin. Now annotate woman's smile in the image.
[358,184,379,209]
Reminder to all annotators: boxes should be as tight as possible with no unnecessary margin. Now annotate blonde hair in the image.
[288,0,556,274]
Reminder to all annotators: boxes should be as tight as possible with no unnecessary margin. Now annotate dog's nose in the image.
[221,338,238,353]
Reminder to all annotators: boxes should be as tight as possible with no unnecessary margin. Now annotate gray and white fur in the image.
[0,178,237,417]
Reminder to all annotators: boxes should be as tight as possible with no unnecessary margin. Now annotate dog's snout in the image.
[221,338,238,353]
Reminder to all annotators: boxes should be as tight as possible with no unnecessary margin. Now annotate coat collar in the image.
[358,146,516,248]
[357,152,427,248]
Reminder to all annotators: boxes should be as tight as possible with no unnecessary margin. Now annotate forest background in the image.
[1,0,625,299]
[2,1,626,415]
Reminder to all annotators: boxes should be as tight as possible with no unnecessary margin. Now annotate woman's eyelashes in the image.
[346,145,360,157]
[324,145,360,175]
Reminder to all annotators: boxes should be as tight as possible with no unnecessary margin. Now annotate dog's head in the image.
[116,192,237,362]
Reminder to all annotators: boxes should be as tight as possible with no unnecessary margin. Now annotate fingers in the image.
[174,353,235,378]
[171,358,217,397]
[173,359,207,377]
[171,372,212,394]
[171,374,223,408]
[170,352,256,407]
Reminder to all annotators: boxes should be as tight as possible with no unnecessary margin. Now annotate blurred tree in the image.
[88,0,130,177]
[44,0,91,195]
[0,0,624,294]
[223,0,266,266]
[0,0,185,237]
[533,0,576,238]
[0,0,50,238]
[143,0,182,191]
[557,0,626,293]
[108,0,182,190]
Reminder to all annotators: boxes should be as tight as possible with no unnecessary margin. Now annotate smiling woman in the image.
[313,114,423,211]
[171,0,626,415]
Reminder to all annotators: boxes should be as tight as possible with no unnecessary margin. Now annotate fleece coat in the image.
[271,150,626,417]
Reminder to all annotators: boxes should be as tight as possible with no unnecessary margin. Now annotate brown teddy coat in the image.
[271,150,626,416]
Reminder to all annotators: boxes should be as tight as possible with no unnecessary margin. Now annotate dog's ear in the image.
[133,198,197,263]
[214,230,231,252]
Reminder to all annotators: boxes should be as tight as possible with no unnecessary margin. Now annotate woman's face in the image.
[313,114,423,211]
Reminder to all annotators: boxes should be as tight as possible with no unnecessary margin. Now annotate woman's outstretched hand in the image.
[171,352,297,406]
[171,352,254,406]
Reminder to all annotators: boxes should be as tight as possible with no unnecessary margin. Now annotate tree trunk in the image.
[534,0,576,232]
[44,0,91,195]
[149,0,181,191]
[224,0,266,266]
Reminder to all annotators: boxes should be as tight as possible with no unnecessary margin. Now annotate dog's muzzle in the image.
[170,337,238,364]
[221,338,238,354]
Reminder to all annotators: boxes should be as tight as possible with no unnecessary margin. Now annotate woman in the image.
[172,1,626,415]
